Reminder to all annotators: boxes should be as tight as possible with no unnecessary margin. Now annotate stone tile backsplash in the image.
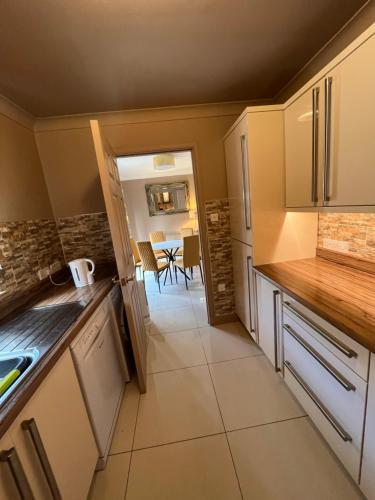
[205,199,235,317]
[318,213,375,261]
[0,219,64,305]
[0,212,115,306]
[56,212,115,264]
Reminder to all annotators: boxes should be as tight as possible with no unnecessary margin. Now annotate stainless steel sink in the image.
[0,349,39,402]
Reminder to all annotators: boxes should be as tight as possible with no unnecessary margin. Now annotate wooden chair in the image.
[174,235,204,289]
[137,241,172,293]
[130,238,142,277]
[149,231,167,260]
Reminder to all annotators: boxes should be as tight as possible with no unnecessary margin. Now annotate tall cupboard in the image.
[285,30,375,209]
[224,107,317,341]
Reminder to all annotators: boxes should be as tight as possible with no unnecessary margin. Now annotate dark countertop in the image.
[0,264,116,438]
[254,256,375,353]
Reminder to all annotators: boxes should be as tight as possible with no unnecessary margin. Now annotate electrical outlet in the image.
[210,213,219,223]
[49,261,62,274]
[218,283,226,292]
[37,267,50,281]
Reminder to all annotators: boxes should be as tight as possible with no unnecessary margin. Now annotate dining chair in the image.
[176,227,194,257]
[174,235,204,289]
[149,231,167,260]
[137,241,172,293]
[130,237,142,277]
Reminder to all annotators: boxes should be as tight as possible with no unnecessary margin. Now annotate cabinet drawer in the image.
[283,318,366,481]
[283,294,369,381]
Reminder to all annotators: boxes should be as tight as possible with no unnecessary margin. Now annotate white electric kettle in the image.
[68,259,95,288]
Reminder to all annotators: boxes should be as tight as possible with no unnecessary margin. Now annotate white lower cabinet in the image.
[283,314,366,481]
[0,349,98,500]
[360,353,375,499]
[255,273,282,370]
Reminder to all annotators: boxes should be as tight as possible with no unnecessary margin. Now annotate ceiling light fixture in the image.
[153,153,175,171]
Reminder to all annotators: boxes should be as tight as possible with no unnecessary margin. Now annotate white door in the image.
[361,354,375,497]
[324,33,375,207]
[91,120,148,393]
[231,239,255,341]
[224,116,252,245]
[285,80,325,208]
[256,274,282,371]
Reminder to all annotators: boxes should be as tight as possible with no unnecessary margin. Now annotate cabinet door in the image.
[256,274,282,370]
[0,434,31,500]
[285,81,324,208]
[231,240,255,340]
[360,353,375,498]
[11,350,98,500]
[224,117,252,245]
[324,34,375,206]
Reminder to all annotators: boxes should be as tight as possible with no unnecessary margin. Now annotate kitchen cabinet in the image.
[255,273,282,371]
[285,31,375,209]
[10,349,98,500]
[224,115,252,246]
[360,353,375,499]
[325,33,375,207]
[231,240,255,341]
[0,434,31,500]
[285,78,324,208]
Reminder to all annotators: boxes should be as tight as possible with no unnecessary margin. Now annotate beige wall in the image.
[276,2,375,102]
[122,174,196,241]
[34,102,251,218]
[0,105,53,221]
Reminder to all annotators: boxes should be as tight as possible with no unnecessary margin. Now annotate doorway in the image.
[116,150,209,334]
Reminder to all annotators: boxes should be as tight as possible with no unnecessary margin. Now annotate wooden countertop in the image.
[255,256,375,353]
[0,264,116,438]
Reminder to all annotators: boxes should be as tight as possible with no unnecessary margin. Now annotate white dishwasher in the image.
[71,294,126,469]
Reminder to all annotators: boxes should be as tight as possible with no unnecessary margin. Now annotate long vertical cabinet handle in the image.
[0,447,34,500]
[273,290,281,372]
[240,134,251,230]
[246,256,256,335]
[323,77,333,204]
[311,87,319,204]
[21,419,62,500]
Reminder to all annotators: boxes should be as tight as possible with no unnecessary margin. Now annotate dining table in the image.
[151,239,182,263]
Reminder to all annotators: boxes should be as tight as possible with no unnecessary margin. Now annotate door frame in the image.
[116,143,214,325]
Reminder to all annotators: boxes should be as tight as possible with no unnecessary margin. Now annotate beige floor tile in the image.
[210,356,305,431]
[89,453,130,500]
[147,330,206,373]
[147,289,192,310]
[192,302,209,327]
[126,434,242,500]
[228,418,361,500]
[110,381,140,454]
[199,322,261,363]
[134,366,224,449]
[149,305,198,334]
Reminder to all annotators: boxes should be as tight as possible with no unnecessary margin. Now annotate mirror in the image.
[146,181,189,216]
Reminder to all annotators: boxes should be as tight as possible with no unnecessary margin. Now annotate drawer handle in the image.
[283,301,357,359]
[283,324,356,392]
[0,447,34,499]
[22,419,62,500]
[284,361,352,442]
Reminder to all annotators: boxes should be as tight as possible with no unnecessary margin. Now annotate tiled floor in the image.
[89,271,362,500]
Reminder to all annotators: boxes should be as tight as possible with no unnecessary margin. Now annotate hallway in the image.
[89,275,361,500]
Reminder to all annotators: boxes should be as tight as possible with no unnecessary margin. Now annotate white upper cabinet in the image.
[285,31,375,209]
[224,116,252,245]
[325,34,375,207]
[285,80,324,208]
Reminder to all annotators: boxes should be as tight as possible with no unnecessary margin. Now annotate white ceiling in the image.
[118,150,193,181]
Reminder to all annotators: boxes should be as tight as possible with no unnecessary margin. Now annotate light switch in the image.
[210,213,219,222]
[218,283,226,292]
